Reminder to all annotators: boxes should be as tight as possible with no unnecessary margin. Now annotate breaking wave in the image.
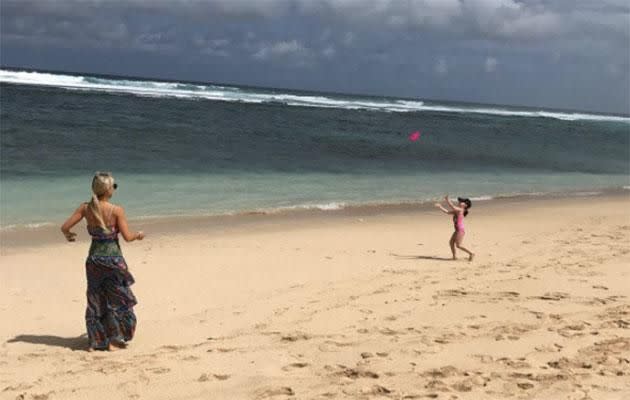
[1,69,628,122]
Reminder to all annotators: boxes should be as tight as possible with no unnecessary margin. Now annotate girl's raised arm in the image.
[444,195,462,212]
[434,203,451,214]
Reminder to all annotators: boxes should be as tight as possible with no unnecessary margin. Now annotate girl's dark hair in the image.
[464,209,469,217]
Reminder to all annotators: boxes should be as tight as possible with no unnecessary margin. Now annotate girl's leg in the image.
[455,232,474,261]
[449,232,457,260]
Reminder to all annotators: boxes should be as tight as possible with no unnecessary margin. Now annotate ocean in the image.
[1,68,629,229]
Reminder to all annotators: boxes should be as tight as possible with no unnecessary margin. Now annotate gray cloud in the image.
[485,56,498,73]
[4,0,628,45]
[252,39,315,68]
[1,0,628,113]
[434,58,448,76]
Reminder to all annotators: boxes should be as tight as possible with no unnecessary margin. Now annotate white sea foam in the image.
[2,69,629,122]
[0,222,54,231]
[469,195,494,201]
[309,202,346,211]
[571,191,603,196]
[261,202,348,213]
[131,202,348,219]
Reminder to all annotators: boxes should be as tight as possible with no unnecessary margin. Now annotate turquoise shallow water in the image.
[1,69,629,228]
[1,171,627,229]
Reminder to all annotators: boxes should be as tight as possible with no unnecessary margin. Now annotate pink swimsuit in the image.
[453,212,465,233]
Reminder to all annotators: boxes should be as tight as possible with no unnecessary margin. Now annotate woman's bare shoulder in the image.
[111,204,126,214]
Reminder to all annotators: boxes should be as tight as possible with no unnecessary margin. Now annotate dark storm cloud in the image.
[1,0,629,113]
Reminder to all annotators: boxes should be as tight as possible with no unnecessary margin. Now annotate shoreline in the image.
[1,188,628,250]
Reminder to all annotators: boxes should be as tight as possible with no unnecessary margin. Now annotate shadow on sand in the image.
[7,334,87,351]
[390,253,453,261]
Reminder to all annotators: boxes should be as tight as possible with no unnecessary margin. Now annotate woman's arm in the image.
[115,206,145,242]
[61,203,86,242]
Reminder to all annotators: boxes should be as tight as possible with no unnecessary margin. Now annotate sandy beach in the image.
[1,194,629,400]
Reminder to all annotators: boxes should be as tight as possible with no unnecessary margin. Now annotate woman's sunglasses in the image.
[113,183,118,190]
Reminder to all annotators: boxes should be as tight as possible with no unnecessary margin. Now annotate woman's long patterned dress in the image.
[85,226,137,349]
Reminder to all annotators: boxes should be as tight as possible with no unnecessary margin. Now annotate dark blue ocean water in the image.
[1,69,629,228]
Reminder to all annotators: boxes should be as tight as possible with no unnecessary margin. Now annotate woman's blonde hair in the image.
[88,172,115,232]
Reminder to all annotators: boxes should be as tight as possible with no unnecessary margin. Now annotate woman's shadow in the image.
[7,334,87,351]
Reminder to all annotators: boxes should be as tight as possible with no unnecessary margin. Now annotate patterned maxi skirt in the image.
[85,228,137,350]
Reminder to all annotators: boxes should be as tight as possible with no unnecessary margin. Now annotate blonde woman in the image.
[61,172,145,351]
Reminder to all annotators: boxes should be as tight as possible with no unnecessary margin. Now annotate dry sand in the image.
[1,195,629,400]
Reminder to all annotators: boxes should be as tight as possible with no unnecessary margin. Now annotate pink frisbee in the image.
[408,131,421,141]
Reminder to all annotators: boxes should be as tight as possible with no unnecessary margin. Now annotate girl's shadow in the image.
[7,334,87,351]
[390,253,453,261]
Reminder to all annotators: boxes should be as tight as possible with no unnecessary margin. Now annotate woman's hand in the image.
[64,231,77,242]
[434,202,441,208]
[116,207,145,242]
[61,204,86,242]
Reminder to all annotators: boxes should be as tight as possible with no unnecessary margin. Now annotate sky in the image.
[1,0,629,114]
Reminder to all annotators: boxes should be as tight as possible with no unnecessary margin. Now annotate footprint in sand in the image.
[217,348,236,353]
[424,379,449,391]
[147,367,171,374]
[451,380,474,392]
[436,289,470,298]
[494,291,521,300]
[333,365,379,379]
[2,383,34,392]
[359,385,391,395]
[274,307,290,316]
[421,366,460,379]
[280,332,311,342]
[318,340,355,352]
[517,382,535,390]
[255,387,295,398]
[379,327,399,336]
[557,323,589,338]
[25,393,53,400]
[138,371,150,385]
[198,373,230,382]
[532,292,570,301]
[495,357,531,369]
[159,344,185,352]
[281,362,309,371]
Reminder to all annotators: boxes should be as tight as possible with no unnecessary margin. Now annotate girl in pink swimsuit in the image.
[435,195,474,261]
